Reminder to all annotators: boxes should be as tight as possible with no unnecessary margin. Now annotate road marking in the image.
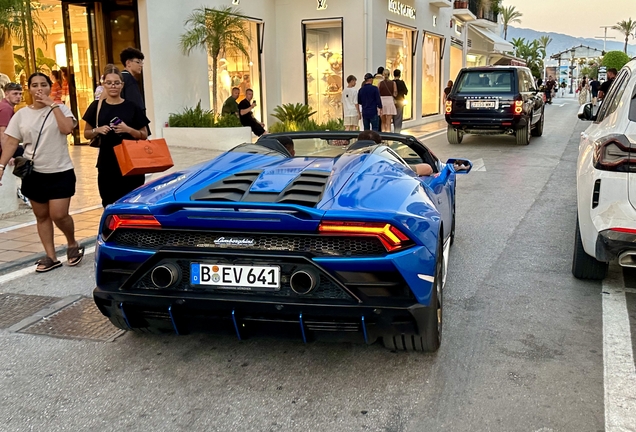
[419,130,445,141]
[0,246,96,285]
[471,158,487,172]
[0,204,102,234]
[602,267,636,431]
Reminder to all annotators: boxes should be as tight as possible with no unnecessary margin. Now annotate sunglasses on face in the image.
[4,83,22,91]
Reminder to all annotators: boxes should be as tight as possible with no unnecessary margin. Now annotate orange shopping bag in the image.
[114,139,174,176]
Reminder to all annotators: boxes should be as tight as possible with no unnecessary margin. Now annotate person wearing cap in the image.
[357,73,382,132]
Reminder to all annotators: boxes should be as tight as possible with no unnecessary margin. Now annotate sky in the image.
[503,0,636,40]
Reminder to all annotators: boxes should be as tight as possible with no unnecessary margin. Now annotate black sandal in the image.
[35,256,62,273]
[67,244,85,267]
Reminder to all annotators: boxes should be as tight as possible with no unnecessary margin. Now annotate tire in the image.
[531,109,544,137]
[516,118,531,145]
[572,217,608,280]
[383,235,443,352]
[447,126,463,144]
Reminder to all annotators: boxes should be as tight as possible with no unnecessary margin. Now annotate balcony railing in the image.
[453,0,498,23]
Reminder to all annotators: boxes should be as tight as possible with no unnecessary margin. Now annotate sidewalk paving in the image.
[0,119,445,273]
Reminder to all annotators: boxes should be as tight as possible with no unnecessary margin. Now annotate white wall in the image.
[138,0,460,134]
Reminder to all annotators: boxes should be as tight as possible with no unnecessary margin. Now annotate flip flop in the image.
[35,256,62,273]
[67,244,85,267]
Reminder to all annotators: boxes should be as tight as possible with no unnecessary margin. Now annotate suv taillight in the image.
[445,100,453,114]
[593,134,636,172]
[513,99,523,116]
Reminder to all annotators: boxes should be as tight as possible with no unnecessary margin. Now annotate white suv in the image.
[574,59,636,279]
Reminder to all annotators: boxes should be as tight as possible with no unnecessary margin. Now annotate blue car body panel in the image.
[93,133,470,344]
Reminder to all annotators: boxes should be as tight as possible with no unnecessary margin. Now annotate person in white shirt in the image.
[341,75,360,131]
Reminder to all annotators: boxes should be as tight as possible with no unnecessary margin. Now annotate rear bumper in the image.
[93,288,432,343]
[595,229,636,262]
[445,115,527,131]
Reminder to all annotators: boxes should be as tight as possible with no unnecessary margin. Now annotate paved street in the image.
[0,99,634,431]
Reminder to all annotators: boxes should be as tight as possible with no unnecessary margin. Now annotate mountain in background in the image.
[507,26,636,58]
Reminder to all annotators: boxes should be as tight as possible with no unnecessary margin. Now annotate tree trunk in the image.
[625,36,628,54]
[504,25,507,40]
[211,55,218,114]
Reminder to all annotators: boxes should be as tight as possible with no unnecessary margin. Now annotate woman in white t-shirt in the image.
[0,73,83,273]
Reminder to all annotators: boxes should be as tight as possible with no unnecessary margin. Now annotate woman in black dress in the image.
[82,64,150,207]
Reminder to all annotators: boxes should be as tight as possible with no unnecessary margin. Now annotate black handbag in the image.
[89,97,104,148]
[12,108,54,179]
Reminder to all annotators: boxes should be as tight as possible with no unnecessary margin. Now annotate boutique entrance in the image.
[0,0,140,145]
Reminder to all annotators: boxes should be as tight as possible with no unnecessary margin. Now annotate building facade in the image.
[0,0,505,141]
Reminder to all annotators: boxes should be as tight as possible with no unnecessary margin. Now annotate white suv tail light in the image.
[593,134,636,172]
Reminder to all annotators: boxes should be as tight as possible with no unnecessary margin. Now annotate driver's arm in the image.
[410,163,433,176]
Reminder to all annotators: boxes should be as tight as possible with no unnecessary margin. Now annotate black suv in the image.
[444,66,545,145]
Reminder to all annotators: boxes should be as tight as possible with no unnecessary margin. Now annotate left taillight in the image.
[445,100,453,114]
[513,99,523,116]
[101,214,161,241]
[592,134,636,172]
[318,221,413,252]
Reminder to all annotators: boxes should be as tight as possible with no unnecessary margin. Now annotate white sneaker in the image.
[16,188,31,208]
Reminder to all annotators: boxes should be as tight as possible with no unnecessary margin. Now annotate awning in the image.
[470,25,513,52]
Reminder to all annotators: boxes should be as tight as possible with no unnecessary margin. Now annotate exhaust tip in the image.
[151,264,180,288]
[290,269,320,295]
[618,252,636,268]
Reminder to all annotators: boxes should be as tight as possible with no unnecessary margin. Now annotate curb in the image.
[0,236,97,276]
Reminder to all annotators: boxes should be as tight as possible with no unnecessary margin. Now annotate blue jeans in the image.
[363,115,380,131]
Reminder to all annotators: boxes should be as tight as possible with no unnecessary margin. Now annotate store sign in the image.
[317,0,327,10]
[388,0,416,19]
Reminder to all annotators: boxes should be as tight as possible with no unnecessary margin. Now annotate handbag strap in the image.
[95,93,104,127]
[31,108,55,161]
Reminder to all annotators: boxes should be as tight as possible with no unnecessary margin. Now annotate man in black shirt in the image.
[120,47,149,134]
[392,69,408,133]
[238,89,266,136]
[598,68,617,100]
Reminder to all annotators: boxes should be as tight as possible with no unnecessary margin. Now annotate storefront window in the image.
[386,23,413,120]
[449,44,463,83]
[209,20,262,119]
[422,34,441,117]
[303,20,343,124]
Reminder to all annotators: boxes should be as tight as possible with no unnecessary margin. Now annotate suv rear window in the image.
[456,71,515,94]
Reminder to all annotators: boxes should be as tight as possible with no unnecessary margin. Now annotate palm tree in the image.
[538,35,552,52]
[180,6,251,113]
[501,5,523,40]
[612,18,636,54]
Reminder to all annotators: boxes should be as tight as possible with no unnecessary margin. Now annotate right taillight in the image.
[513,100,523,116]
[592,134,636,172]
[445,100,453,114]
[101,214,161,241]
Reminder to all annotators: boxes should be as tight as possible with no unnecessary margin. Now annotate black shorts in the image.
[21,169,76,204]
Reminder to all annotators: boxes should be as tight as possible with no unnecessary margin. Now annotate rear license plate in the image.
[190,263,280,290]
[469,100,496,109]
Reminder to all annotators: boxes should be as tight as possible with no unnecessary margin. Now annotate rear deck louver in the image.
[277,171,330,207]
[190,170,262,202]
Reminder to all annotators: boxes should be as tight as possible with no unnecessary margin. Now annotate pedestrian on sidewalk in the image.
[83,64,150,207]
[392,69,408,134]
[0,73,84,272]
[120,47,149,135]
[238,89,267,136]
[378,69,397,132]
[0,82,29,208]
[598,68,617,101]
[357,73,382,131]
[578,77,590,106]
[589,77,600,106]
[342,75,360,131]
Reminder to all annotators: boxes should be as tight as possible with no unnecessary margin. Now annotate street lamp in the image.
[569,50,575,94]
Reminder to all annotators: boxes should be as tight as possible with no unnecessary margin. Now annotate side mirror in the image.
[446,158,472,174]
[578,103,596,121]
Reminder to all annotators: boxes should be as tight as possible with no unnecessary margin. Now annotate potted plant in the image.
[162,101,252,151]
[180,6,251,114]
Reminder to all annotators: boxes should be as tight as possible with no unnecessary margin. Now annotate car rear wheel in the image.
[382,236,443,352]
[572,217,608,280]
[516,119,531,145]
[447,126,463,144]
[531,109,544,137]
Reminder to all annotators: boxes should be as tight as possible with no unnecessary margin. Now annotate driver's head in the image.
[357,130,382,144]
[276,136,295,156]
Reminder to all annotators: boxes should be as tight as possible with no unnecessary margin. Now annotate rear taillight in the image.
[513,100,523,116]
[102,214,161,241]
[592,134,636,172]
[445,100,453,114]
[318,221,413,252]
